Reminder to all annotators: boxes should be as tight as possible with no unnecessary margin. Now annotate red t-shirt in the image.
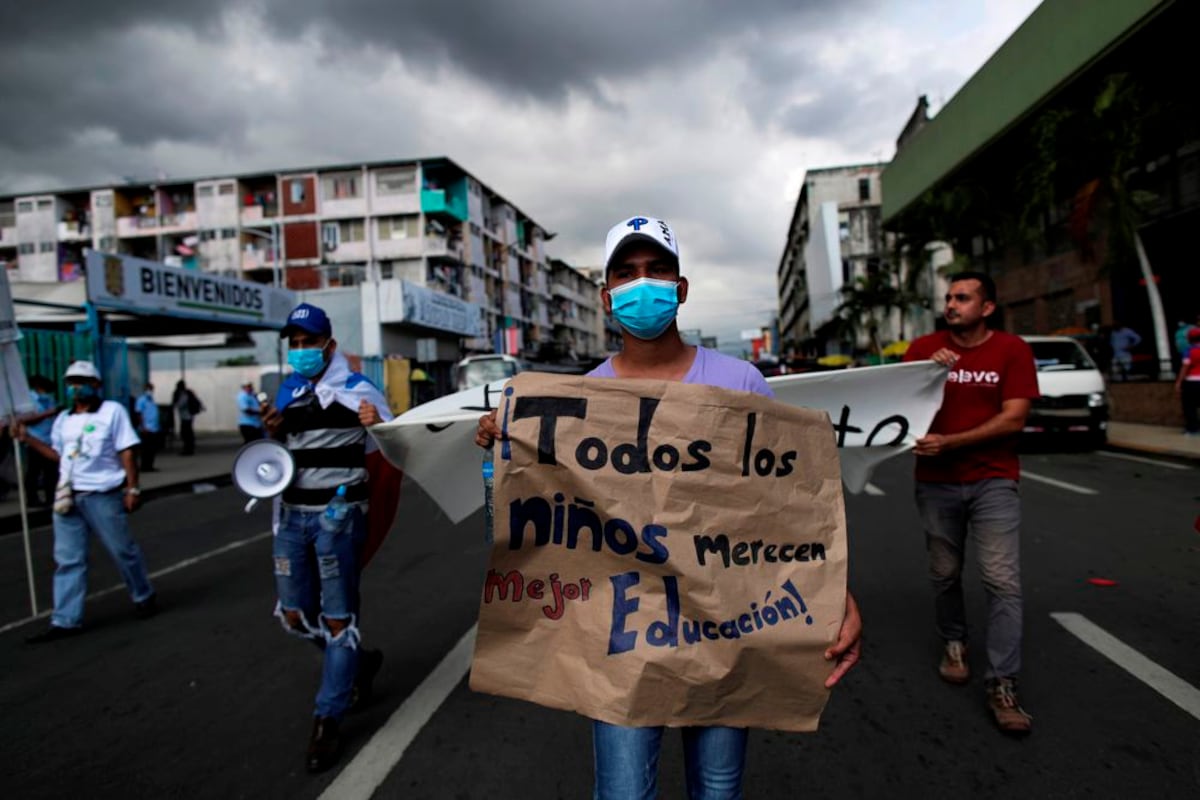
[1183,345,1200,381]
[903,330,1039,483]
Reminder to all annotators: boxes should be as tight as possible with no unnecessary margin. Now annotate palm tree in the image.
[834,269,903,357]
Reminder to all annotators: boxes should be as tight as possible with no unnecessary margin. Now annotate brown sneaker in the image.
[938,640,970,684]
[987,678,1033,735]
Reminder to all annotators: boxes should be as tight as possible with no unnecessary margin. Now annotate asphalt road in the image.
[2,445,1197,799]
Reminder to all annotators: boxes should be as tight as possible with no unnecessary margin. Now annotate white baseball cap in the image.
[63,360,101,380]
[604,216,680,272]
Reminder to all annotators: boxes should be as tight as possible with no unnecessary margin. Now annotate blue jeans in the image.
[52,488,154,629]
[915,479,1023,679]
[592,721,748,800]
[273,504,366,719]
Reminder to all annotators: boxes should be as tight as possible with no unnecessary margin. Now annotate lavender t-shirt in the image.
[587,346,774,398]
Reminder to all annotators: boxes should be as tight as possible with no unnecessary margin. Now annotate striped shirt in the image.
[280,393,368,508]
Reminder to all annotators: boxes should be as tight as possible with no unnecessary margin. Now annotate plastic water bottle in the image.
[482,448,495,544]
[320,485,350,533]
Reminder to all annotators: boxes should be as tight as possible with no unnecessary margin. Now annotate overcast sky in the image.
[0,0,1040,348]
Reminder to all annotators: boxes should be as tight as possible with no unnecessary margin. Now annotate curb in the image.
[1104,440,1200,466]
[0,473,234,536]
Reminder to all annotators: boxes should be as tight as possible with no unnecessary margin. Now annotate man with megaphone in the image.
[260,302,397,774]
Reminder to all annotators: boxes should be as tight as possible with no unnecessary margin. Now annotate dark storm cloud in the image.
[0,0,879,160]
[257,0,878,104]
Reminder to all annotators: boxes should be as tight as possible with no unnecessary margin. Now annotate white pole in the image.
[1134,231,1172,380]
[1,347,38,616]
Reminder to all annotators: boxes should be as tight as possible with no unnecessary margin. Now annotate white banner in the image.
[369,361,946,524]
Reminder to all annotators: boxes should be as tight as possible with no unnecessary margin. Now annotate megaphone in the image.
[231,439,295,512]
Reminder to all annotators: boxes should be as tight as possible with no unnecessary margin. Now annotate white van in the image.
[454,354,525,391]
[1021,335,1109,446]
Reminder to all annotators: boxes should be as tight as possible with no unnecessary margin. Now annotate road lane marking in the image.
[1097,451,1191,471]
[320,624,477,800]
[0,530,272,635]
[1051,612,1200,721]
[1020,470,1098,495]
[864,483,885,496]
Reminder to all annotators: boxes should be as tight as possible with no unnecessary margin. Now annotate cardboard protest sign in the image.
[468,373,848,732]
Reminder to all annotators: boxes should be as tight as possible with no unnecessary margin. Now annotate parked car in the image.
[454,354,525,391]
[1021,335,1109,446]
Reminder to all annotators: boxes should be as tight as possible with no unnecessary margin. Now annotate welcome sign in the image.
[85,251,296,328]
[469,373,848,732]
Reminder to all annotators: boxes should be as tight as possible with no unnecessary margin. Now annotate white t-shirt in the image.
[50,400,141,492]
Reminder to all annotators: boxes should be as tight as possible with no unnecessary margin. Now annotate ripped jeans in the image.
[274,503,367,719]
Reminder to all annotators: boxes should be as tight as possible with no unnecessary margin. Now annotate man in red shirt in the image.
[903,271,1039,735]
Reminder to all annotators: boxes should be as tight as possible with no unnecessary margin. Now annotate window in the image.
[39,241,55,253]
[379,261,395,280]
[858,177,870,202]
[94,194,112,207]
[197,186,214,198]
[321,172,361,200]
[221,228,237,240]
[289,180,306,204]
[376,168,415,195]
[377,215,417,240]
[18,243,35,254]
[338,219,365,242]
[199,230,217,242]
[16,201,33,214]
[37,199,52,210]
[218,183,235,196]
[322,222,339,251]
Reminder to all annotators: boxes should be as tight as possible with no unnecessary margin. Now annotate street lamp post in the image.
[242,222,285,378]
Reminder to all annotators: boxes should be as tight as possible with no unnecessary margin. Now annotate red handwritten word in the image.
[483,569,593,620]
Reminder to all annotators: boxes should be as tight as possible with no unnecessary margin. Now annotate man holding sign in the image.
[476,216,862,798]
[904,272,1038,735]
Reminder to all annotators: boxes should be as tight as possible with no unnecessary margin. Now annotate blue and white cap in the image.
[281,302,332,338]
[604,216,680,272]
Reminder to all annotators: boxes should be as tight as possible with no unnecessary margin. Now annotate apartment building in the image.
[0,157,556,358]
[776,163,890,355]
[547,258,604,358]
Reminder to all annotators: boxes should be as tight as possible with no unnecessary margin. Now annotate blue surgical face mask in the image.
[67,384,98,404]
[288,344,329,378]
[608,277,680,340]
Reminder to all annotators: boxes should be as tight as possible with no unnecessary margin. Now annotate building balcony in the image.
[374,236,423,260]
[550,281,591,306]
[117,216,159,237]
[420,188,469,222]
[158,211,197,233]
[425,235,464,262]
[56,221,91,241]
[240,206,279,225]
[240,248,280,272]
[320,196,368,219]
[325,240,370,262]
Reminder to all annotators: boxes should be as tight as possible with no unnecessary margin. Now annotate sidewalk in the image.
[0,433,245,534]
[1107,421,1200,463]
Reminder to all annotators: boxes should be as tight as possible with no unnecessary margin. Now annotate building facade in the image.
[0,157,566,363]
[883,0,1198,381]
[547,258,604,359]
[776,163,891,355]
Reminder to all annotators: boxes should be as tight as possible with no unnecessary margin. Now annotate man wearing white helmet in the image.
[17,360,156,643]
[477,215,863,798]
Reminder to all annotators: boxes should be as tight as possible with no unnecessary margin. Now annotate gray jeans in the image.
[915,479,1023,679]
